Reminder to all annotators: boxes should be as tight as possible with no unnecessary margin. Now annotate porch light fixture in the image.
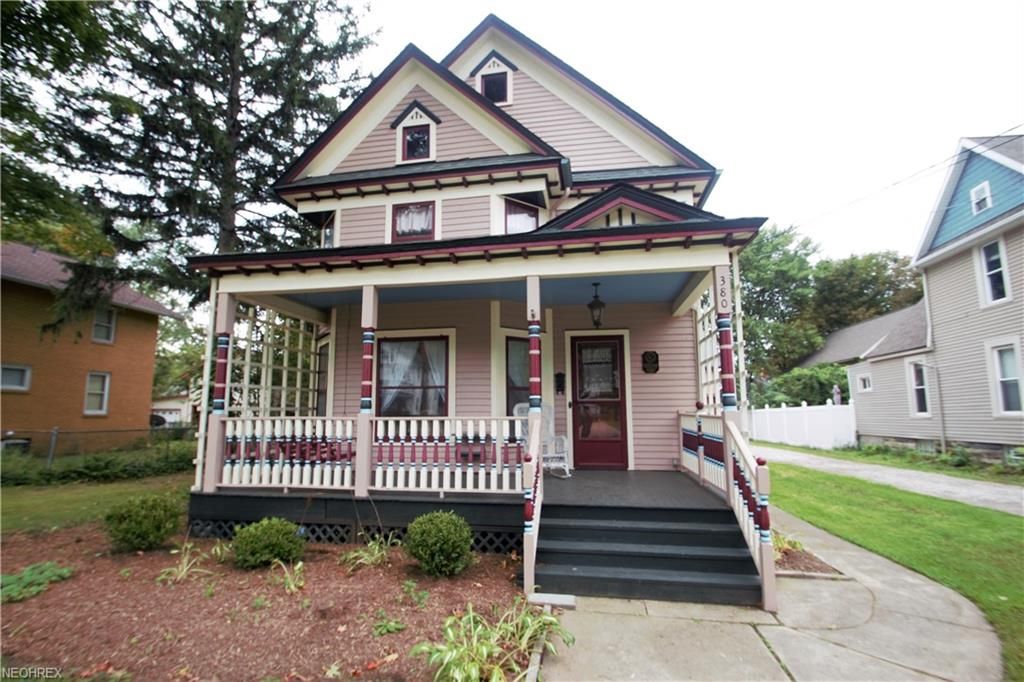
[587,282,606,329]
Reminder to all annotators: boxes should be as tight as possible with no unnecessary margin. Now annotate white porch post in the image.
[354,285,378,498]
[202,292,236,492]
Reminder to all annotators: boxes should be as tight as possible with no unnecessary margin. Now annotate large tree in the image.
[809,252,923,335]
[2,0,373,309]
[738,225,822,379]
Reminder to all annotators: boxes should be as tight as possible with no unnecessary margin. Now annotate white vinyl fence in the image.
[748,400,856,450]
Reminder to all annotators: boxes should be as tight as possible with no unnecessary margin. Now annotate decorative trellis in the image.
[694,260,747,416]
[226,304,328,418]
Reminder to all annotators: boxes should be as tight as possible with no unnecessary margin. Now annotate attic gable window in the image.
[970,181,992,215]
[391,100,440,165]
[505,199,538,234]
[471,50,517,105]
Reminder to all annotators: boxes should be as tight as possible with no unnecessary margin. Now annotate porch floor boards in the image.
[544,470,726,509]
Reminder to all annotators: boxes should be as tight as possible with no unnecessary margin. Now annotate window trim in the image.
[393,104,438,165]
[481,71,510,105]
[1,364,32,392]
[969,180,992,216]
[84,371,111,416]
[475,57,514,105]
[984,336,1023,417]
[905,357,931,418]
[391,201,436,243]
[975,237,1013,307]
[372,328,457,417]
[92,307,117,344]
[505,198,539,235]
[400,124,431,162]
[856,373,873,393]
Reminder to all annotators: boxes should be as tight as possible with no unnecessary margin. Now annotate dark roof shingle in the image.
[800,300,927,366]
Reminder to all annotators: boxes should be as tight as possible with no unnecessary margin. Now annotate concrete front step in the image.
[534,563,762,605]
[540,517,747,547]
[537,538,758,574]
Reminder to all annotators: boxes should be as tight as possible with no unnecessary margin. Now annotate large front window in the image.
[377,337,448,417]
[506,337,530,415]
[392,202,435,242]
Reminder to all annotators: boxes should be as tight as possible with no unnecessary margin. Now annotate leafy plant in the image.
[338,531,401,573]
[372,609,406,636]
[405,511,473,577]
[401,579,429,609]
[232,518,304,569]
[270,559,305,594]
[156,542,212,586]
[0,441,195,487]
[412,600,574,680]
[210,539,233,564]
[202,581,216,599]
[103,494,181,552]
[772,531,804,559]
[1,562,73,603]
[251,595,270,611]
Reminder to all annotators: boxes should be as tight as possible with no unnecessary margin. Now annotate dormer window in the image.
[970,181,992,215]
[403,125,430,161]
[391,100,440,165]
[471,50,516,105]
[506,199,538,234]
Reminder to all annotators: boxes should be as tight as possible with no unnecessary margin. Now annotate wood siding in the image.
[930,153,1024,251]
[442,196,491,239]
[846,359,942,442]
[501,71,650,172]
[924,225,1024,445]
[332,300,492,416]
[332,86,503,175]
[338,205,386,247]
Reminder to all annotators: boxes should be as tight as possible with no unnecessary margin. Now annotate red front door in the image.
[570,336,628,469]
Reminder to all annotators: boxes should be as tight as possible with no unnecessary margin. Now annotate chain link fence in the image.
[1,426,195,465]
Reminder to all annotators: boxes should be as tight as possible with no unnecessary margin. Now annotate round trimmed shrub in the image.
[232,517,305,569]
[103,494,182,551]
[405,511,473,577]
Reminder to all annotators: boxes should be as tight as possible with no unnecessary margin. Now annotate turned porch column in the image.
[202,292,236,492]
[523,275,542,593]
[712,264,737,412]
[354,285,378,498]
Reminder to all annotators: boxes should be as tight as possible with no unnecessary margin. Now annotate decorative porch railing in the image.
[220,417,357,489]
[369,416,525,493]
[679,411,776,611]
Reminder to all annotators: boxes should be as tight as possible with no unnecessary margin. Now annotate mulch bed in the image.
[775,546,840,574]
[1,525,521,680]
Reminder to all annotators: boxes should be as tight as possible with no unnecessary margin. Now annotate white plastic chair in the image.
[513,403,571,478]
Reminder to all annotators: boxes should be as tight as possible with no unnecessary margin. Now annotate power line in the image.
[791,124,1023,228]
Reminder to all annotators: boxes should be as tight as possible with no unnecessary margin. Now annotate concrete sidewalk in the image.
[540,509,1002,681]
[755,444,1024,516]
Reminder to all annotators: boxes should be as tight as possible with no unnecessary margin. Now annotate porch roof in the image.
[187,218,765,277]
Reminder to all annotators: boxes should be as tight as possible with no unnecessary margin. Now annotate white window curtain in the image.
[506,200,537,234]
[379,339,447,416]
[395,204,433,238]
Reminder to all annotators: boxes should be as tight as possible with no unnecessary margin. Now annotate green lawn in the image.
[771,463,1024,681]
[1,472,193,533]
[755,440,1024,486]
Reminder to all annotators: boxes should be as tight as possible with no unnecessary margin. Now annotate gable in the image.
[333,85,504,174]
[281,46,557,184]
[538,184,723,232]
[929,151,1024,253]
[444,18,714,172]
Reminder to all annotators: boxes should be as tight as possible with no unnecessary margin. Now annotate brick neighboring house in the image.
[1,242,180,453]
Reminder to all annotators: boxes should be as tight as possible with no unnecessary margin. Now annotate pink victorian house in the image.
[188,15,774,609]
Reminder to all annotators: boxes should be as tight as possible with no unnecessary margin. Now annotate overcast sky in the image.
[356,0,1024,258]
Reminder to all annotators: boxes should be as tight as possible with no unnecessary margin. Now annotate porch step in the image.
[534,563,762,606]
[544,504,734,524]
[537,539,758,574]
[540,517,747,548]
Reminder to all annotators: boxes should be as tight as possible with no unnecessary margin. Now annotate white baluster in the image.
[271,419,283,485]
[281,419,293,485]
[443,420,453,490]
[222,420,236,485]
[240,420,254,485]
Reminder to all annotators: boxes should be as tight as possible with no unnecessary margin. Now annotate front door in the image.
[570,335,628,469]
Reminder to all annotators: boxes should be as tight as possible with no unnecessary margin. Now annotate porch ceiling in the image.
[280,271,694,310]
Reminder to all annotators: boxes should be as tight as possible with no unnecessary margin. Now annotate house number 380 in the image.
[713,265,732,314]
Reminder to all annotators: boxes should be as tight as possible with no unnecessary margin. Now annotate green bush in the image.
[405,511,473,577]
[1,441,194,487]
[104,494,182,551]
[232,517,305,569]
[750,363,849,407]
[1,562,74,603]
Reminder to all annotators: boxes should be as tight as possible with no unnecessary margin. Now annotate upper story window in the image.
[506,199,538,234]
[979,239,1010,304]
[993,345,1022,413]
[471,50,516,105]
[391,101,440,165]
[93,308,117,343]
[970,181,992,215]
[392,201,435,243]
[1,364,31,392]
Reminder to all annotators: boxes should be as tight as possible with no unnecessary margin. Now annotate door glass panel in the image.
[578,343,619,399]
[576,404,622,440]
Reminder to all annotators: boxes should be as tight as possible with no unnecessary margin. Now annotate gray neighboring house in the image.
[829,136,1023,457]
